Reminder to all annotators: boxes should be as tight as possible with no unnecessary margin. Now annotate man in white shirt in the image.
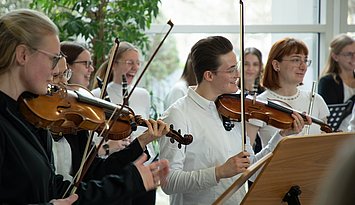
[158,36,307,205]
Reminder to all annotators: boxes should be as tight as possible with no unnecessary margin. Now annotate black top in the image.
[0,91,145,205]
[64,131,144,181]
[318,74,344,104]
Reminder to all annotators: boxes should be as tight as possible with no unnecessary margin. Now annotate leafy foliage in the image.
[0,0,31,14]
[29,0,161,69]
[2,0,181,117]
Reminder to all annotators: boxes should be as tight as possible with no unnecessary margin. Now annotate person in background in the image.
[91,42,151,159]
[60,41,94,87]
[243,47,265,153]
[318,34,355,131]
[158,36,308,205]
[164,54,197,110]
[52,57,73,85]
[52,41,171,204]
[91,41,158,205]
[243,47,265,95]
[247,37,329,148]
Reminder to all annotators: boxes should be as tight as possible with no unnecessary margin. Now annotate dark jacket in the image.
[64,131,144,182]
[0,91,145,205]
[318,74,344,104]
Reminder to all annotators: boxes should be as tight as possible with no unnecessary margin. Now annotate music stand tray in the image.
[240,132,354,205]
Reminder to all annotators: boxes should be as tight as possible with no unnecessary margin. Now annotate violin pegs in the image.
[170,124,174,130]
[178,129,181,134]
[178,143,182,149]
[170,138,174,143]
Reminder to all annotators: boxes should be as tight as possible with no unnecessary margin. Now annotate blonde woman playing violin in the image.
[247,37,329,148]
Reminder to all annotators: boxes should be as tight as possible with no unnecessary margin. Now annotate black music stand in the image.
[327,95,355,131]
[213,132,355,205]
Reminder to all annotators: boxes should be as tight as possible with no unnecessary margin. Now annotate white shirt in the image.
[52,137,73,181]
[91,82,155,162]
[248,88,330,146]
[159,87,281,205]
[339,83,355,132]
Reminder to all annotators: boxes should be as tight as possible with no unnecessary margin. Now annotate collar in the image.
[187,87,216,111]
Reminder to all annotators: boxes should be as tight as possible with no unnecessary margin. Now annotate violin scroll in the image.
[134,116,193,148]
[168,124,193,149]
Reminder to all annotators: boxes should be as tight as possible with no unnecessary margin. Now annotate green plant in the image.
[30,0,161,70]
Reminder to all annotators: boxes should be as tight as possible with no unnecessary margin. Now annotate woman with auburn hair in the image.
[247,37,329,148]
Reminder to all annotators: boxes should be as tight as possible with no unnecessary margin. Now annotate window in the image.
[143,0,353,116]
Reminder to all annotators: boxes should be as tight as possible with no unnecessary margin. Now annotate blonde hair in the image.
[321,34,354,83]
[92,42,139,89]
[0,9,58,74]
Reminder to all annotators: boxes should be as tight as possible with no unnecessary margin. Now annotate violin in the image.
[215,93,333,133]
[19,84,193,148]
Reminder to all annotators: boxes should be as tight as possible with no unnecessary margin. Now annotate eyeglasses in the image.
[339,52,355,59]
[30,47,64,69]
[213,65,239,74]
[53,68,73,80]
[116,60,142,67]
[72,60,93,68]
[282,58,312,67]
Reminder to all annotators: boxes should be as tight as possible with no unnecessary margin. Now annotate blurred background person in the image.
[92,41,158,205]
[164,54,197,110]
[318,34,355,131]
[243,47,265,154]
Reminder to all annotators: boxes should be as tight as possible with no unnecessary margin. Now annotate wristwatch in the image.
[103,143,110,156]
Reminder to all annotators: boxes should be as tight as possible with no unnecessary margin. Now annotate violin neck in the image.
[267,101,326,126]
[74,90,130,115]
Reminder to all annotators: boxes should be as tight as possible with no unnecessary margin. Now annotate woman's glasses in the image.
[116,60,142,67]
[29,46,64,69]
[53,68,73,80]
[72,60,93,68]
[282,58,312,67]
[339,52,355,59]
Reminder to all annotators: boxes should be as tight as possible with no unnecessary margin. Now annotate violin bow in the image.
[126,20,174,102]
[100,38,121,99]
[64,39,121,196]
[239,0,247,150]
[65,21,174,196]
